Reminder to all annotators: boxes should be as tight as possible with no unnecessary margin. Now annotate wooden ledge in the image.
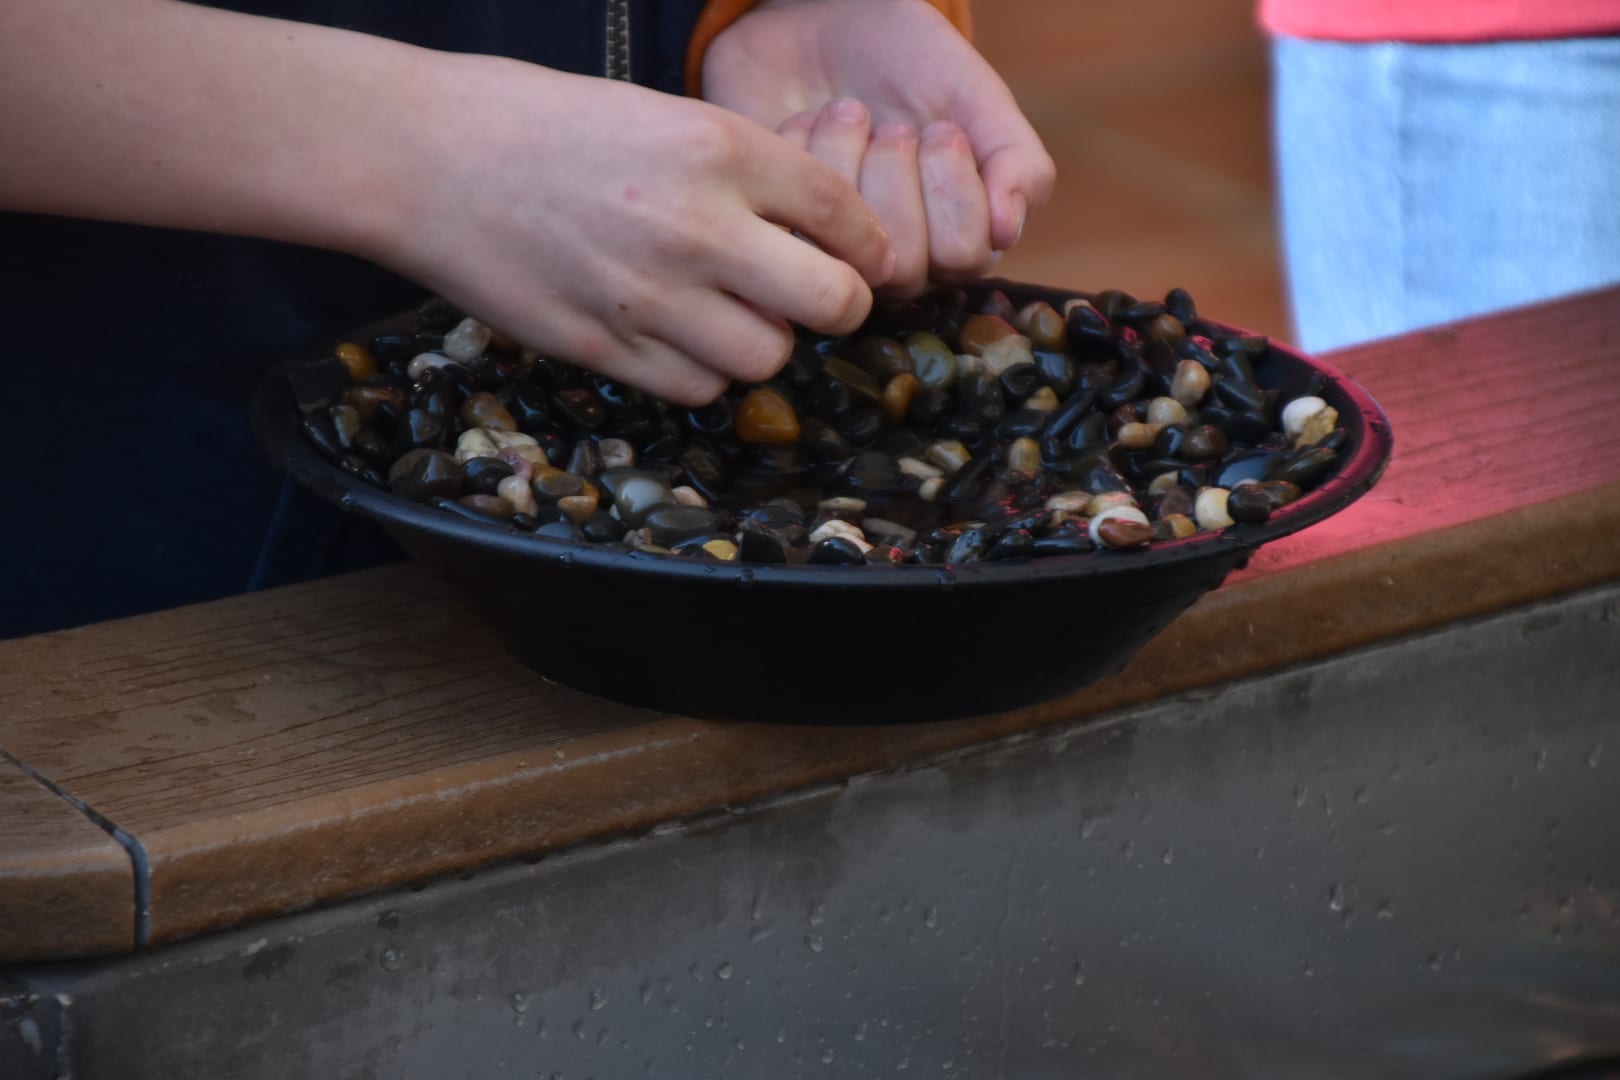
[0,760,134,959]
[3,286,1619,961]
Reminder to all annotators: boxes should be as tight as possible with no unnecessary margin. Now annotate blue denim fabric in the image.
[1272,35,1620,353]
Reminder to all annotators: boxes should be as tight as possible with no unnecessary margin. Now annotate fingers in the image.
[918,120,994,281]
[776,110,817,151]
[859,121,930,299]
[806,97,871,186]
[739,120,894,290]
[648,288,795,387]
[716,219,876,337]
[979,137,1057,252]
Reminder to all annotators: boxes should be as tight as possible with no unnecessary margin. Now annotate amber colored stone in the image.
[736,388,801,444]
[459,391,518,433]
[342,385,405,424]
[959,314,1019,357]
[334,341,377,381]
[883,372,921,425]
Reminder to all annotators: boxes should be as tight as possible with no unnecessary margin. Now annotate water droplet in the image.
[776,1028,787,1044]
[1073,961,1086,987]
[1327,883,1345,912]
[688,961,705,982]
[807,905,826,927]
[715,961,734,981]
[1353,785,1370,804]
[379,947,402,972]
[1534,748,1548,770]
[597,1029,612,1048]
[896,1055,910,1071]
[1426,953,1442,972]
[923,907,938,929]
[1376,900,1394,920]
[573,1018,588,1040]
[1120,840,1135,860]
[1589,744,1604,768]
[1300,960,1314,977]
[853,1021,868,1042]
[511,992,529,1014]
[821,1047,836,1064]
[590,989,609,1011]
[805,934,825,953]
[1293,784,1308,807]
[1161,846,1174,865]
[639,979,654,1005]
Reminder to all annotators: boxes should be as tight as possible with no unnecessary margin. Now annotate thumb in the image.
[978,136,1056,252]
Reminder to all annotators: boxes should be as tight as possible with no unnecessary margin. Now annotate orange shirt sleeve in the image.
[685,1,974,97]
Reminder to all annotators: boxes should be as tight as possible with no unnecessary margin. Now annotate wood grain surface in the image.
[0,759,135,959]
[3,286,1618,959]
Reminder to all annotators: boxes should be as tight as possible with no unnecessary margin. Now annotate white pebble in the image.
[819,496,868,513]
[919,476,945,502]
[861,518,917,546]
[1045,490,1091,513]
[442,317,492,365]
[1148,471,1180,495]
[955,353,986,377]
[926,440,972,474]
[1088,506,1150,548]
[1281,395,1339,447]
[1171,359,1211,407]
[671,485,707,507]
[1086,491,1138,517]
[406,352,461,382]
[1146,396,1189,426]
[898,456,944,481]
[454,428,499,463]
[981,334,1034,375]
[486,429,540,452]
[1195,486,1235,530]
[598,438,636,469]
[809,519,872,553]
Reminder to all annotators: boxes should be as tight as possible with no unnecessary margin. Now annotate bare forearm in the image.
[0,0,432,258]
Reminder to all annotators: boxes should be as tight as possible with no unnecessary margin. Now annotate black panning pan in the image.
[252,280,1393,723]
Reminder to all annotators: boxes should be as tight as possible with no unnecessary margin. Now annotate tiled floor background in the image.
[976,0,1293,341]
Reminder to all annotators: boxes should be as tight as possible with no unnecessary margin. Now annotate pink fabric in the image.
[1259,0,1620,42]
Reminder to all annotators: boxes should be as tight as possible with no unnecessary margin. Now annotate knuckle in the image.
[680,112,745,173]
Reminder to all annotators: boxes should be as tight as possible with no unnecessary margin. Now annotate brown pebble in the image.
[883,372,921,425]
[459,494,514,519]
[958,314,1019,357]
[1097,517,1154,549]
[459,391,518,432]
[737,387,801,444]
[342,384,405,424]
[558,492,599,524]
[334,341,377,381]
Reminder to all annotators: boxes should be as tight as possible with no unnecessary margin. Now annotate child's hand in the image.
[382,59,895,405]
[703,0,1056,298]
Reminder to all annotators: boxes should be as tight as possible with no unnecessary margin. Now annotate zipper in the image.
[605,0,632,81]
